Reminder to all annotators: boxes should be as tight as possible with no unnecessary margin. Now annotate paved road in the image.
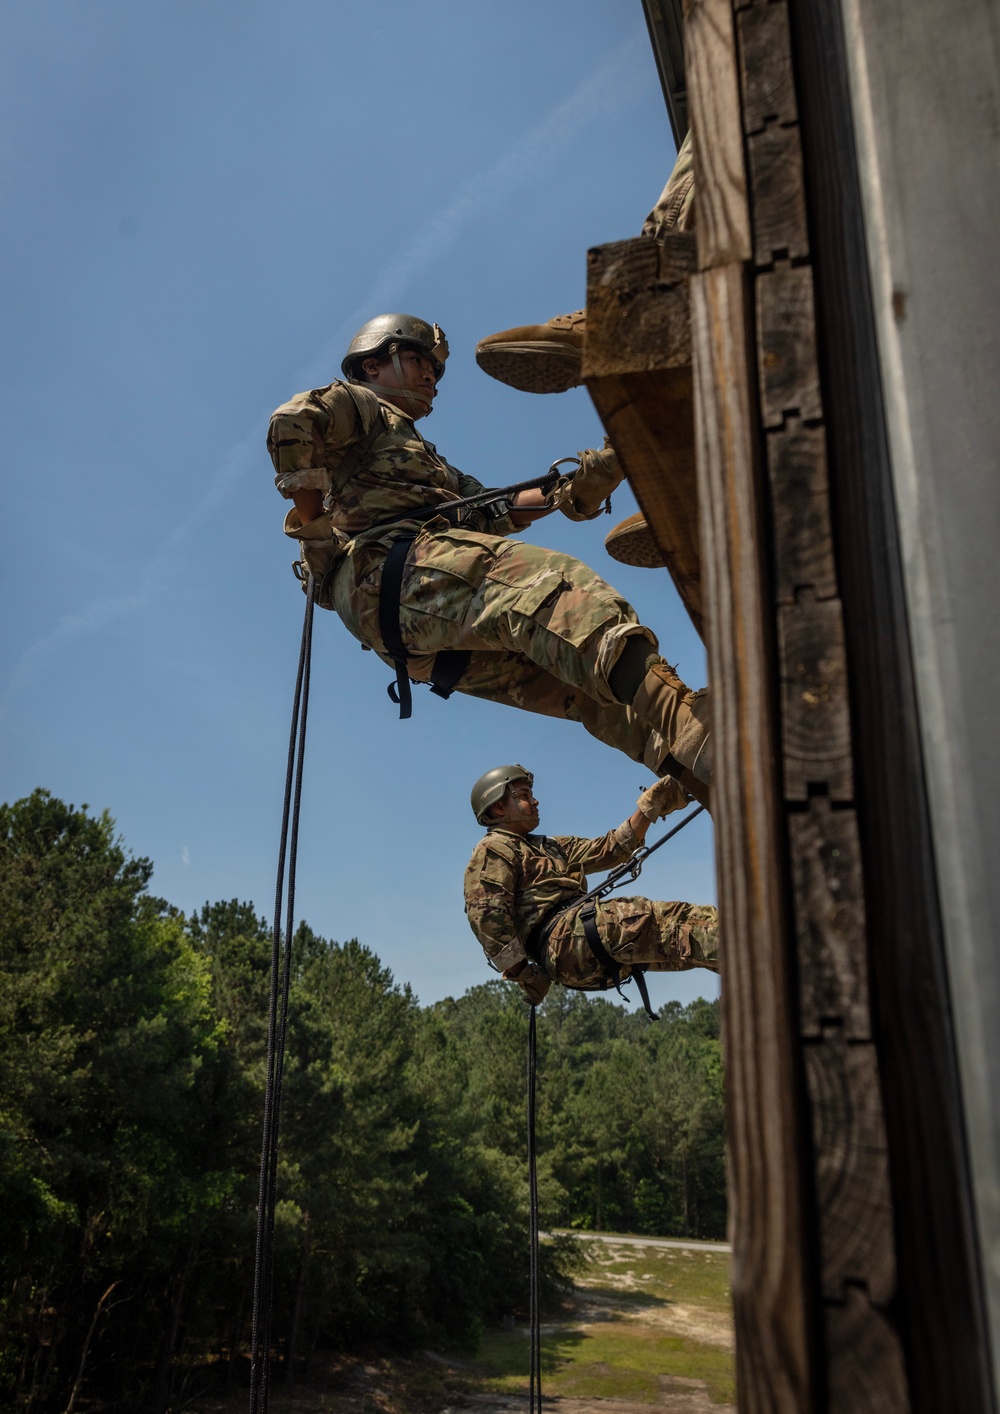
[552,1229,731,1254]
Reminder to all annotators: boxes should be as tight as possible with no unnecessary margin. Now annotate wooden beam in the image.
[691,260,815,1414]
[583,233,704,637]
[682,0,751,268]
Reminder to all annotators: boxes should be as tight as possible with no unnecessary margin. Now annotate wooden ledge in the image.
[582,234,703,638]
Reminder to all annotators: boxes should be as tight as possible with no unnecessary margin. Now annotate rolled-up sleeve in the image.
[267,382,371,500]
[464,841,526,973]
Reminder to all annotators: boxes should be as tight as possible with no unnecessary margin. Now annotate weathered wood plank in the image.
[766,421,838,603]
[584,235,703,636]
[585,235,696,378]
[682,0,751,268]
[692,260,814,1414]
[737,1,798,132]
[756,262,824,427]
[777,592,854,798]
[826,1284,910,1414]
[804,1035,895,1301]
[789,801,870,1038]
[589,371,703,637]
[747,124,810,265]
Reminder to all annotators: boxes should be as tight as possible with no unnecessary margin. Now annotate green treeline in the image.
[0,791,725,1411]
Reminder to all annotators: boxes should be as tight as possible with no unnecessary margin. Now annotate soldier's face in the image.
[496,780,539,835]
[362,347,438,418]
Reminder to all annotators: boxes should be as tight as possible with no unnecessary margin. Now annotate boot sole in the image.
[605,516,668,569]
[475,341,583,394]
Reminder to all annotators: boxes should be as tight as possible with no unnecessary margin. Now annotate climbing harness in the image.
[524,803,706,1020]
[527,1004,542,1414]
[248,576,317,1414]
[373,464,565,718]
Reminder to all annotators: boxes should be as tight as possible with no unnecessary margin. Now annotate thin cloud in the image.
[1,28,651,715]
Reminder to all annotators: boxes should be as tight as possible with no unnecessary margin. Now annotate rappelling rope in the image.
[249,575,317,1414]
[523,799,707,1410]
[527,1003,542,1414]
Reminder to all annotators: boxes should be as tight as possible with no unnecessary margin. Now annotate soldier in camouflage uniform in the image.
[464,764,718,1007]
[268,312,711,793]
[475,132,695,394]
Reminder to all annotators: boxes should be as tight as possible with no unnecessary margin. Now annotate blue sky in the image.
[0,0,717,1010]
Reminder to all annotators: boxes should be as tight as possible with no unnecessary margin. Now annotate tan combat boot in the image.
[633,661,712,791]
[475,310,586,394]
[604,513,666,569]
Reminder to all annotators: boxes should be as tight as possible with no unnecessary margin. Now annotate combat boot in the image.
[633,661,712,788]
[475,310,586,394]
[604,513,666,569]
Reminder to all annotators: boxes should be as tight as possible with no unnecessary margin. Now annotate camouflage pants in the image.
[331,522,667,765]
[642,130,696,237]
[539,894,719,991]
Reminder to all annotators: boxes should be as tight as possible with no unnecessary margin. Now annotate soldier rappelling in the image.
[267,303,711,801]
[464,764,718,1007]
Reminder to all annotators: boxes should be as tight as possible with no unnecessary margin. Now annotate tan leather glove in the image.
[519,964,551,1007]
[505,960,551,1006]
[551,441,624,521]
[636,776,689,821]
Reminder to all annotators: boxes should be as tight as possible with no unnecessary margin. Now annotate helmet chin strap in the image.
[386,343,434,416]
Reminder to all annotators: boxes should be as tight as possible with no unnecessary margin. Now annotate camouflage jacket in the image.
[267,379,509,540]
[463,821,640,974]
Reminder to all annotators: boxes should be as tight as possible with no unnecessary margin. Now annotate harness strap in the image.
[378,533,472,718]
[429,649,471,699]
[524,897,659,1021]
[378,534,416,719]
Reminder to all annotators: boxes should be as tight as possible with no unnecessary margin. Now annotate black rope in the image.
[526,1004,542,1413]
[249,575,316,1414]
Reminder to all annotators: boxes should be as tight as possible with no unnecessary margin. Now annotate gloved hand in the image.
[551,440,624,521]
[636,776,689,821]
[515,963,551,1007]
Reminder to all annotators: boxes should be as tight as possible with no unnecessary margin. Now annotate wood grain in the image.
[826,1284,910,1414]
[804,1035,895,1302]
[585,236,696,378]
[584,235,703,636]
[756,262,824,427]
[766,421,838,603]
[777,592,854,799]
[789,800,869,1039]
[691,260,814,1414]
[748,124,810,265]
[682,0,751,268]
[737,1,798,131]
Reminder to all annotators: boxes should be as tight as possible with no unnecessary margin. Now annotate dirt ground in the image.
[188,1241,735,1414]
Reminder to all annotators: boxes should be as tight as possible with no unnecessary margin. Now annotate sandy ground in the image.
[445,1378,732,1413]
[573,1276,734,1353]
[190,1257,736,1414]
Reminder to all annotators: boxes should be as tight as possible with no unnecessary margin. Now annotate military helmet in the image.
[471,764,534,825]
[342,313,449,381]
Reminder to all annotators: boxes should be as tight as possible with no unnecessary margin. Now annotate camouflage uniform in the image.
[268,381,669,766]
[643,129,696,237]
[464,822,719,1002]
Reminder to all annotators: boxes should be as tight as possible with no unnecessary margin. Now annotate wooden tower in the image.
[585,1,1000,1408]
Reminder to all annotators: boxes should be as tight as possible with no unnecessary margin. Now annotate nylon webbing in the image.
[249,575,316,1414]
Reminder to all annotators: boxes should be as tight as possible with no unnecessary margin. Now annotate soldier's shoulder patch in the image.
[318,380,383,439]
[479,833,521,890]
[482,832,520,866]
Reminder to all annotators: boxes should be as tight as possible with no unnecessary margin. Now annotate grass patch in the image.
[577,1241,732,1314]
[449,1242,735,1406]
[461,1322,735,1406]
